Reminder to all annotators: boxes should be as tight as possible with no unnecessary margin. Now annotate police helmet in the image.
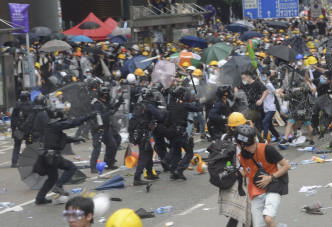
[140,87,153,99]
[172,87,187,99]
[19,91,30,102]
[33,95,47,109]
[216,85,231,99]
[151,82,164,93]
[87,78,100,91]
[47,105,66,121]
[98,86,111,99]
[234,124,256,147]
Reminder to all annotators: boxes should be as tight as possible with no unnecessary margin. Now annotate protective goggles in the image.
[63,210,85,222]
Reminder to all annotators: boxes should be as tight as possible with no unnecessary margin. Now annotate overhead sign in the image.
[243,0,299,19]
[310,1,322,18]
[8,3,30,33]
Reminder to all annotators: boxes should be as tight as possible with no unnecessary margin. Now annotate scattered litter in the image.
[0,202,14,208]
[110,198,122,202]
[146,183,152,192]
[155,205,173,214]
[165,222,174,226]
[119,165,128,170]
[277,224,287,227]
[5,206,23,212]
[194,148,207,153]
[93,181,105,183]
[98,217,106,223]
[73,156,83,161]
[301,201,326,215]
[135,208,155,219]
[73,161,89,164]
[325,183,332,188]
[306,190,317,196]
[27,216,33,219]
[299,185,322,193]
[0,188,6,194]
[297,147,315,152]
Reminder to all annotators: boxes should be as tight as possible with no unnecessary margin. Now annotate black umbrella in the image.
[283,36,309,55]
[16,32,40,44]
[220,56,253,88]
[79,21,101,29]
[240,31,263,41]
[205,35,222,44]
[31,26,53,37]
[315,94,332,117]
[42,31,66,43]
[267,45,297,62]
[266,21,288,29]
[317,37,330,48]
[4,47,25,54]
[82,46,105,55]
[326,39,332,71]
[65,40,81,48]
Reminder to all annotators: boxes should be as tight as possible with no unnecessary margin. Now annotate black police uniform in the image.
[35,113,94,204]
[10,92,33,167]
[208,100,232,140]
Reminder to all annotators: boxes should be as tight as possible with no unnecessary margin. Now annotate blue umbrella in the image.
[226,23,249,33]
[70,35,93,42]
[110,35,128,45]
[203,5,216,20]
[94,174,125,191]
[122,55,152,74]
[180,36,208,49]
[240,31,262,41]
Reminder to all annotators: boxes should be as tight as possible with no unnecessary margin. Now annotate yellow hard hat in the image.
[305,16,308,20]
[54,51,59,56]
[307,56,318,65]
[134,68,145,76]
[310,49,317,53]
[182,62,190,67]
[166,43,172,46]
[192,69,202,77]
[118,54,126,59]
[102,45,108,50]
[279,29,285,33]
[307,41,315,49]
[228,112,247,127]
[193,47,201,51]
[264,38,270,42]
[142,51,149,56]
[324,48,327,54]
[171,47,177,52]
[320,15,324,19]
[293,30,300,34]
[35,62,41,69]
[76,47,82,52]
[216,19,221,23]
[263,30,269,34]
[209,60,218,66]
[56,91,63,97]
[304,59,309,67]
[105,209,142,227]
[258,52,267,58]
[285,36,289,39]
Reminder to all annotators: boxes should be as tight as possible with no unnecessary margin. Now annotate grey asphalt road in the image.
[1,127,332,227]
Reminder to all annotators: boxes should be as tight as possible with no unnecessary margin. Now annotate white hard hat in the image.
[208,74,218,84]
[189,77,200,86]
[187,66,196,71]
[132,44,139,51]
[218,59,227,68]
[127,73,136,84]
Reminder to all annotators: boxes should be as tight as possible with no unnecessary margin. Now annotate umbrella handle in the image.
[189,72,197,94]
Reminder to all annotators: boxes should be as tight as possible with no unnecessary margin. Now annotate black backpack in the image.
[207,139,237,190]
[128,102,147,144]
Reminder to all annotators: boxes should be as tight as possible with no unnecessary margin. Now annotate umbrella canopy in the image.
[315,94,332,117]
[94,174,125,190]
[151,60,176,89]
[203,5,216,20]
[234,20,255,30]
[70,35,94,42]
[121,55,152,74]
[283,36,309,55]
[109,35,128,45]
[326,39,332,71]
[15,32,40,45]
[316,37,330,48]
[240,31,262,41]
[201,42,233,64]
[111,27,131,37]
[226,23,248,33]
[205,35,222,44]
[266,21,288,29]
[4,47,25,54]
[220,56,253,88]
[31,26,52,37]
[180,36,208,49]
[267,45,297,62]
[82,46,104,55]
[169,52,201,66]
[65,41,81,48]
[40,40,72,52]
[42,31,66,43]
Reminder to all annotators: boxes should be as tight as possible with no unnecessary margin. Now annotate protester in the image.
[64,196,94,227]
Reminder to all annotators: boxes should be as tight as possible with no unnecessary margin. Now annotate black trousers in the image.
[134,137,153,181]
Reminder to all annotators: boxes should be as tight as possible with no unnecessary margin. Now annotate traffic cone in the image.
[197,161,207,173]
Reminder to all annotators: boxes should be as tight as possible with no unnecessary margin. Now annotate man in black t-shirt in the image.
[316,17,327,39]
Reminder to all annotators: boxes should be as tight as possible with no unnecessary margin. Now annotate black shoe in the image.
[133,180,149,186]
[170,173,179,180]
[200,134,208,140]
[310,140,315,145]
[312,129,319,136]
[35,198,52,205]
[91,168,98,173]
[147,174,159,180]
[279,138,289,145]
[52,186,69,196]
[318,134,324,141]
[176,172,187,180]
[105,165,118,170]
[161,159,171,172]
[170,171,187,180]
[11,163,18,168]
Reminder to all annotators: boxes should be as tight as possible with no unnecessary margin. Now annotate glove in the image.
[86,111,97,119]
[118,95,124,104]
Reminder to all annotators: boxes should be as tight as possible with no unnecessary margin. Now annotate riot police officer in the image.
[129,88,164,186]
[166,87,202,180]
[10,91,33,167]
[208,85,233,141]
[90,86,123,173]
[35,106,96,205]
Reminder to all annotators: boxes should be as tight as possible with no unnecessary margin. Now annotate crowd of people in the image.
[5,4,332,226]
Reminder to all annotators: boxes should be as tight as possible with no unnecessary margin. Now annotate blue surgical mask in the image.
[261,75,267,82]
[320,78,327,84]
[86,74,92,79]
[292,81,296,86]
[262,65,267,68]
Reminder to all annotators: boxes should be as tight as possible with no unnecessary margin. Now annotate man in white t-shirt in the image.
[261,70,281,142]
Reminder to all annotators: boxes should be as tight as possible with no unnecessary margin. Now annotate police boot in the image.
[133,179,149,186]
[171,171,187,180]
[147,173,159,180]
[52,186,69,196]
[35,198,52,205]
[161,158,171,172]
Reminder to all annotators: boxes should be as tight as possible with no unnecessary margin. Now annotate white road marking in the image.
[178,203,205,216]
[0,161,10,166]
[90,169,121,180]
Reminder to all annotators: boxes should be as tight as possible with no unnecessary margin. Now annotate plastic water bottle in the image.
[72,188,83,194]
[312,156,326,163]
[0,188,7,194]
[154,205,173,214]
[300,159,314,165]
[321,154,327,160]
[306,190,317,196]
[0,202,14,208]
[297,147,315,152]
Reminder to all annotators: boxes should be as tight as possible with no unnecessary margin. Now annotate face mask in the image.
[115,70,121,77]
[262,65,267,68]
[145,47,150,52]
[320,78,327,84]
[86,74,92,79]
[261,75,267,82]
[19,56,22,60]
[167,47,171,51]
[58,60,63,64]
[297,61,303,66]
[242,79,248,85]
[292,81,296,86]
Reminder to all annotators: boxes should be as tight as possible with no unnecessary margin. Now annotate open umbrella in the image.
[42,31,66,43]
[266,21,288,29]
[220,56,253,88]
[203,5,216,20]
[94,174,125,190]
[226,23,248,33]
[169,52,201,66]
[315,94,332,117]
[317,37,330,48]
[205,36,222,44]
[151,60,176,89]
[82,46,104,55]
[31,26,52,37]
[121,55,152,74]
[70,35,94,42]
[283,36,309,55]
[180,36,208,49]
[40,40,72,52]
[16,32,40,44]
[240,31,262,41]
[109,35,128,45]
[234,20,255,30]
[267,45,297,62]
[201,42,233,64]
[65,41,81,48]
[4,47,25,54]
